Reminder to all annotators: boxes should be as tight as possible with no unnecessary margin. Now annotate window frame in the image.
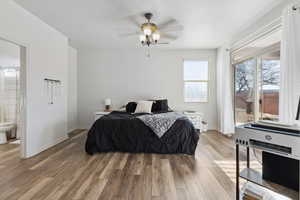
[183,59,210,103]
[232,46,281,125]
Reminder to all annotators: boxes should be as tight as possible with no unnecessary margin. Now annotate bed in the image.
[85,111,199,155]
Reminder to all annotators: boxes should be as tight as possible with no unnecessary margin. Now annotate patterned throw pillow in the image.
[134,101,153,114]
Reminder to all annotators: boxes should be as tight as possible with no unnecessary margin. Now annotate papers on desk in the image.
[241,182,292,200]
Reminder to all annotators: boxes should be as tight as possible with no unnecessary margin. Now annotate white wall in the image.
[68,46,78,132]
[78,49,217,130]
[0,40,20,66]
[0,0,69,157]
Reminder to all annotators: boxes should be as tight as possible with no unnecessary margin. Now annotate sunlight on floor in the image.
[9,140,20,144]
[214,160,262,184]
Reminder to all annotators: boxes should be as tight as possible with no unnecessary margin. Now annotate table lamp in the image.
[104,98,111,111]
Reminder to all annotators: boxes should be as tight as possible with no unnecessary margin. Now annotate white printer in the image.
[234,121,300,160]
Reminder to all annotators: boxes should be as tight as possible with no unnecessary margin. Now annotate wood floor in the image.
[0,130,254,200]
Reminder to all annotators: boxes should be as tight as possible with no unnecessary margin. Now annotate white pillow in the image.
[134,101,153,113]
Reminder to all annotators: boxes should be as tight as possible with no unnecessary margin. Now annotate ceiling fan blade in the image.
[118,31,140,37]
[129,17,140,28]
[161,33,178,40]
[158,19,177,29]
[160,25,184,32]
[124,15,142,29]
[157,42,169,45]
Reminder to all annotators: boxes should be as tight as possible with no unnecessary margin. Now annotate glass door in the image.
[232,30,281,125]
[234,50,281,125]
[234,58,257,125]
[258,50,280,121]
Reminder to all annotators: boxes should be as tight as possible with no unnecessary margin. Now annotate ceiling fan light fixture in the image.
[139,34,146,42]
[141,22,158,36]
[143,26,152,36]
[131,12,177,47]
[152,32,160,42]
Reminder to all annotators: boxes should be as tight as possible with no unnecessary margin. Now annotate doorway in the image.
[0,38,26,158]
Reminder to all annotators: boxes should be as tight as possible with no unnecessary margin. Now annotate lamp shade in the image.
[104,98,111,106]
[143,26,152,36]
[152,32,160,41]
[139,34,146,42]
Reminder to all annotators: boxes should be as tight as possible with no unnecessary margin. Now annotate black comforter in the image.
[85,111,199,155]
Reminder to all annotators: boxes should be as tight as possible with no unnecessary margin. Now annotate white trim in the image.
[232,42,281,65]
[19,46,27,158]
[0,35,29,159]
[231,17,282,54]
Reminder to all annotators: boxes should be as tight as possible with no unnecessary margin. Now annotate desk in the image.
[236,144,299,199]
[235,124,300,200]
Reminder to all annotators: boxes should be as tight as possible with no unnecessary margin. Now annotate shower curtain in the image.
[279,3,300,124]
[0,66,20,138]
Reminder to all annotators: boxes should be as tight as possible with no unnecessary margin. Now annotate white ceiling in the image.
[14,0,283,50]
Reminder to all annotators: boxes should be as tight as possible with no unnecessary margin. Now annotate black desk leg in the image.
[247,146,250,168]
[236,144,239,200]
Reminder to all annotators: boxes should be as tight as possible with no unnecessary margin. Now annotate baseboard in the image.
[67,128,78,134]
[68,124,82,133]
[25,134,69,158]
[203,129,217,132]
[68,129,86,138]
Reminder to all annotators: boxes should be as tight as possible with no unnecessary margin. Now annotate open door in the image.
[0,38,27,158]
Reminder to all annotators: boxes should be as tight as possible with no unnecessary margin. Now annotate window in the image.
[234,48,280,125]
[183,60,209,102]
[234,58,257,124]
[259,51,280,121]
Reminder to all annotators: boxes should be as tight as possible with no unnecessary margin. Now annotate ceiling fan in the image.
[120,12,183,47]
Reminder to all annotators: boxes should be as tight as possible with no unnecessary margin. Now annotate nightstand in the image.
[94,111,111,121]
[183,111,203,132]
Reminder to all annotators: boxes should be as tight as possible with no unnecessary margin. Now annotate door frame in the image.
[0,36,29,158]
